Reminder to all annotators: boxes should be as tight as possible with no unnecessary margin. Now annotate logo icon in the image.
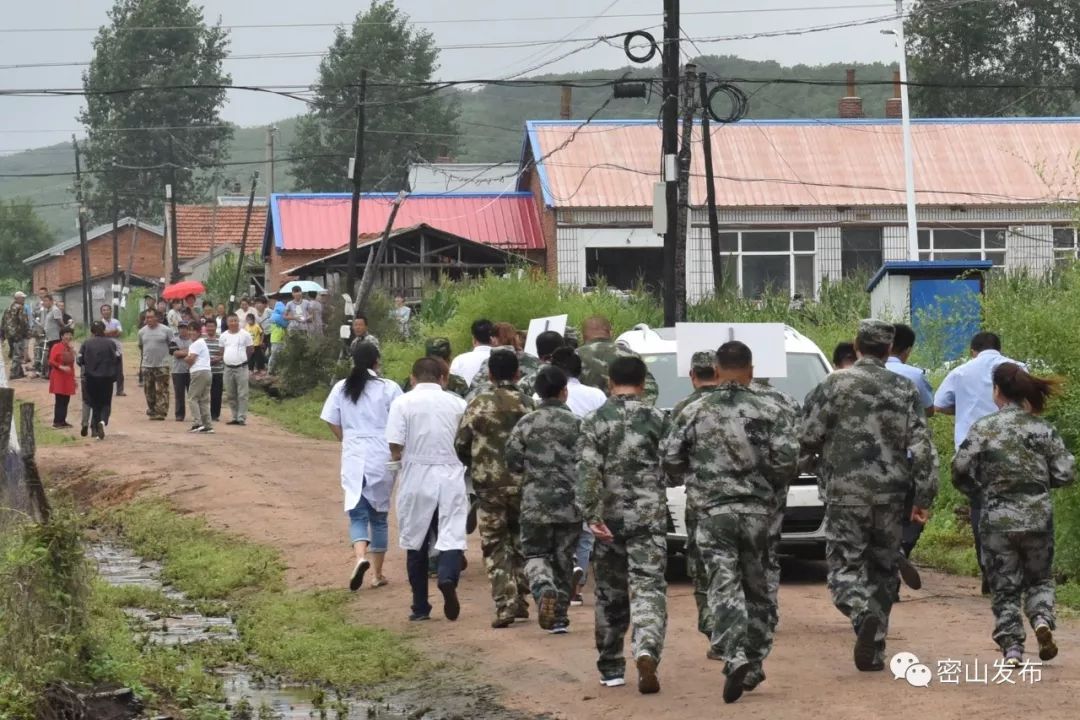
[891,652,932,687]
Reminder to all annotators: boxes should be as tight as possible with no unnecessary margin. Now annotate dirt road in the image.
[18,374,1080,720]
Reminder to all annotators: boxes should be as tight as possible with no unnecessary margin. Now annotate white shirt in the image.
[449,345,493,388]
[934,349,1026,449]
[187,337,211,373]
[536,377,607,418]
[220,329,253,367]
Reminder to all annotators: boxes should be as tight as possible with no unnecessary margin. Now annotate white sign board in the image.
[524,314,568,358]
[675,323,788,378]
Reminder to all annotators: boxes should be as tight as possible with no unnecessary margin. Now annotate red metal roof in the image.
[265,193,545,252]
[526,118,1080,208]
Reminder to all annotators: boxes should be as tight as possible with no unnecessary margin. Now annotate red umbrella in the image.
[161,280,206,300]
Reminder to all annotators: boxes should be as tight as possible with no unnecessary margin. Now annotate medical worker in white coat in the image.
[321,342,402,591]
[387,356,469,621]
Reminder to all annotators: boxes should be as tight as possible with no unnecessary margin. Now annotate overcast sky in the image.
[0,0,904,152]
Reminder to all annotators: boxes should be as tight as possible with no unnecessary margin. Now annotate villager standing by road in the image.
[577,356,668,694]
[505,366,582,635]
[454,349,535,628]
[387,357,469,622]
[662,342,798,703]
[183,321,214,434]
[137,310,173,421]
[100,304,124,395]
[40,295,65,381]
[171,323,193,422]
[220,315,254,426]
[322,343,403,591]
[48,328,76,428]
[203,320,225,422]
[800,320,938,674]
[952,363,1075,666]
[285,286,315,334]
[79,320,120,440]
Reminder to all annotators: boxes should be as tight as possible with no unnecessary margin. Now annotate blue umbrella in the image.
[275,280,326,295]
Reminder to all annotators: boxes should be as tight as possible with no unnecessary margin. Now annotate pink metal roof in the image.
[265,193,545,252]
[526,119,1080,208]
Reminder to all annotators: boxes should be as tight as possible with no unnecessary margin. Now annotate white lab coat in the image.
[320,373,403,513]
[386,383,468,551]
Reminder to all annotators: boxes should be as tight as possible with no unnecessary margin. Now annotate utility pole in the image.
[111,188,120,316]
[230,171,260,313]
[674,62,696,321]
[895,0,918,259]
[265,126,276,196]
[661,0,680,326]
[72,136,92,329]
[698,72,724,295]
[167,135,181,282]
[345,69,368,305]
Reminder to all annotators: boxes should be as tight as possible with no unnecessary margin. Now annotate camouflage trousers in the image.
[521,521,578,627]
[766,497,786,633]
[697,511,772,673]
[981,530,1056,653]
[477,491,530,620]
[142,367,170,420]
[685,511,708,637]
[592,532,668,677]
[825,504,903,662]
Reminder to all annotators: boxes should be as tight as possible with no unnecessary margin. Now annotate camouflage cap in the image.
[425,337,452,360]
[691,350,717,372]
[857,319,895,347]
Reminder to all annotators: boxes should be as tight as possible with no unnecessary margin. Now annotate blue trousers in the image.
[348,496,388,551]
[406,512,462,616]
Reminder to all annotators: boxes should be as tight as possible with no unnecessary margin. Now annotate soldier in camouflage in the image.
[952,362,1075,666]
[454,349,536,628]
[504,366,582,634]
[577,356,668,694]
[751,377,801,634]
[577,316,659,405]
[666,350,722,637]
[467,325,542,400]
[407,338,469,398]
[661,341,798,704]
[517,330,564,398]
[800,319,938,673]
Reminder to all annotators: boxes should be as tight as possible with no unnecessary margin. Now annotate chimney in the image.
[560,86,572,120]
[885,70,903,119]
[838,68,865,119]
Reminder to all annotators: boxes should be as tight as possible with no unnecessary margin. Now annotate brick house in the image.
[23,217,165,324]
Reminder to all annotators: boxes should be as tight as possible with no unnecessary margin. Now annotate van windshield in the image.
[642,352,830,410]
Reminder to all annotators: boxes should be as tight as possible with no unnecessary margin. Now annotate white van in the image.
[615,324,832,558]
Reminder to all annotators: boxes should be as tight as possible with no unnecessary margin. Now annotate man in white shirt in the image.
[449,319,495,388]
[182,320,214,433]
[387,357,469,622]
[934,331,1025,593]
[220,315,254,426]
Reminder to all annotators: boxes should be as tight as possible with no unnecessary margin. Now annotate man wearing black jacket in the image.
[78,321,120,440]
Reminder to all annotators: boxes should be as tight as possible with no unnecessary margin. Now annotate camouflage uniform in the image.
[455,382,536,624]
[468,348,540,400]
[2,302,30,379]
[577,338,659,405]
[516,361,549,399]
[407,337,469,398]
[799,321,938,667]
[952,404,1075,654]
[661,382,799,678]
[751,379,802,633]
[505,399,582,628]
[578,393,669,678]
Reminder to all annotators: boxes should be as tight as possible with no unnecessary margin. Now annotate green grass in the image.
[17,400,76,447]
[248,390,335,441]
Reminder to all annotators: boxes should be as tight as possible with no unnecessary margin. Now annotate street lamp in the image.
[882,0,919,261]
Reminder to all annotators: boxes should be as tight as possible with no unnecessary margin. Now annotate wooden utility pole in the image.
[697,72,724,295]
[111,200,120,315]
[661,0,681,326]
[560,86,572,119]
[72,136,92,328]
[230,171,260,313]
[265,126,276,196]
[674,62,697,321]
[167,136,181,282]
[345,70,369,304]
[356,192,407,312]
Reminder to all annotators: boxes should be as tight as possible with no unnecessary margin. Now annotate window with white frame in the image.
[1053,227,1078,264]
[716,230,815,298]
[917,228,1007,268]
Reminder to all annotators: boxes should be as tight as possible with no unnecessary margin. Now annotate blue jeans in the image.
[348,496,388,552]
[575,523,595,584]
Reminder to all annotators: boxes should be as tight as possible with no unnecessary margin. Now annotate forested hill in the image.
[2,55,896,240]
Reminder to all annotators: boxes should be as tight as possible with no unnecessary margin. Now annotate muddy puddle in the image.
[90,543,408,719]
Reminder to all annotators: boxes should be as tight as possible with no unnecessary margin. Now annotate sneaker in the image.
[897,553,922,590]
[723,663,750,704]
[743,668,766,692]
[570,593,584,606]
[95,422,106,440]
[491,614,515,629]
[1004,647,1024,667]
[408,612,430,622]
[537,590,558,630]
[572,566,584,590]
[349,558,370,592]
[636,653,660,695]
[198,426,215,434]
[854,616,882,671]
[438,580,460,621]
[1035,622,1058,661]
[599,675,626,688]
[189,425,204,433]
[548,623,569,635]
